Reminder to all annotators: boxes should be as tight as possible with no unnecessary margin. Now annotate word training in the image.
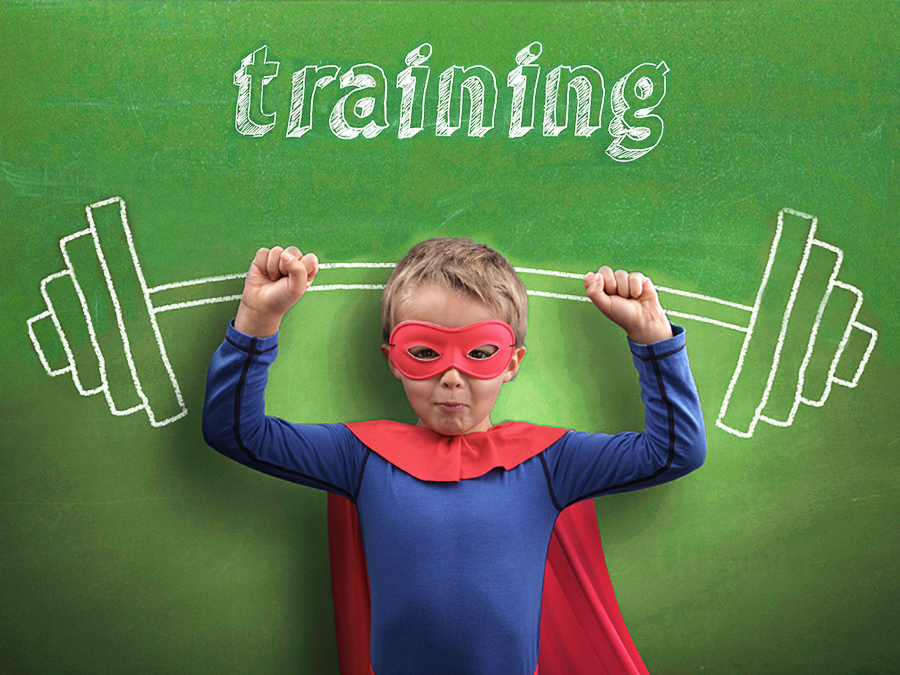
[233,42,670,162]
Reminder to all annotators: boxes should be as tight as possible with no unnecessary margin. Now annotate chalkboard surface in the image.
[2,2,897,673]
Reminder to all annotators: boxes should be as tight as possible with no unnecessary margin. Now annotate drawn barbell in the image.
[27,197,877,437]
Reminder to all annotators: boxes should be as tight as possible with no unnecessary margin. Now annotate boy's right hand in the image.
[234,246,319,338]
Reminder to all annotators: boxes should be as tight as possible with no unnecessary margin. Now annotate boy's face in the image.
[380,285,526,436]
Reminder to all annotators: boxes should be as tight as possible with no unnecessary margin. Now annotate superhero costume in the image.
[202,322,706,675]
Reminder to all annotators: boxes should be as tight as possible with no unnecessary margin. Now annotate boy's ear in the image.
[380,344,403,381]
[502,346,527,383]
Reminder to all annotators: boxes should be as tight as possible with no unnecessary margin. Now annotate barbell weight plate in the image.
[829,300,878,390]
[798,278,864,406]
[757,237,841,427]
[40,270,104,395]
[28,306,70,377]
[85,198,186,427]
[62,226,144,415]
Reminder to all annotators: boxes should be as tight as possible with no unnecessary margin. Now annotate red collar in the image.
[343,420,568,482]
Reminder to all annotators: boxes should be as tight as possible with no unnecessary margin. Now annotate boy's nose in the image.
[439,368,465,387]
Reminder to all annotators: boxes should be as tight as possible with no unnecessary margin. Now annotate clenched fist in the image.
[584,266,672,344]
[235,246,319,337]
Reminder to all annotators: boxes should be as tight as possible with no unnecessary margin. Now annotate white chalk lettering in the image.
[397,43,432,139]
[232,43,671,160]
[329,64,389,139]
[286,65,340,138]
[606,61,669,162]
[507,42,542,138]
[233,46,280,137]
[436,64,497,137]
[543,64,604,138]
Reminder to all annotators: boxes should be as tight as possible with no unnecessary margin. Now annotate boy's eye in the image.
[467,345,499,360]
[408,346,440,361]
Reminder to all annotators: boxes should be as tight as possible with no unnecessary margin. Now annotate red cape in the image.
[328,420,650,675]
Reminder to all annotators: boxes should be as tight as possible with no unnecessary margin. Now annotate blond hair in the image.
[381,238,528,346]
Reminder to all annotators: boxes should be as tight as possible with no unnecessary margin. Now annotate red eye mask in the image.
[388,320,516,380]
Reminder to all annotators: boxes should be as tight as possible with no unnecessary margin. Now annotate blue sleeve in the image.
[542,325,707,508]
[201,321,368,501]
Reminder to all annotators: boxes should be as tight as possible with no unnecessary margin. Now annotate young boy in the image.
[202,238,706,675]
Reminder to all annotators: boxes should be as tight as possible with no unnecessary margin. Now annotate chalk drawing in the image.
[29,197,186,426]
[234,45,280,137]
[329,64,390,140]
[397,44,432,140]
[28,199,878,435]
[507,42,542,139]
[232,42,668,160]
[286,65,340,139]
[543,64,605,138]
[436,64,498,138]
[606,61,669,162]
[713,209,878,438]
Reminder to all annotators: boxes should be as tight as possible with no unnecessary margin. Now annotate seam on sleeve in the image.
[232,341,354,500]
[539,454,564,512]
[352,449,372,503]
[630,343,685,362]
[226,334,278,354]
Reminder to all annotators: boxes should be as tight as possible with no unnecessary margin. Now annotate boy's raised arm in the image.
[201,245,369,499]
[533,265,708,504]
[235,245,319,338]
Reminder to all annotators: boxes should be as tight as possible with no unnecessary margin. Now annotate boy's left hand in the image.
[584,267,673,345]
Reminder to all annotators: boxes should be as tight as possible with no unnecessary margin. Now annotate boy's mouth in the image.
[436,402,466,413]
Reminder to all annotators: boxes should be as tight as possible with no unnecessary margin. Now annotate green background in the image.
[1,2,898,673]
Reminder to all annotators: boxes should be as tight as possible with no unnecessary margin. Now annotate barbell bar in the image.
[27,197,877,437]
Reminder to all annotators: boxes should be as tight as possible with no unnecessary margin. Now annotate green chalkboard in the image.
[2,2,898,673]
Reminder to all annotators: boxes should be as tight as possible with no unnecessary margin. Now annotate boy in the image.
[203,238,706,675]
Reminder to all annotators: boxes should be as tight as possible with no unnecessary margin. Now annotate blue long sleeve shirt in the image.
[202,322,706,675]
